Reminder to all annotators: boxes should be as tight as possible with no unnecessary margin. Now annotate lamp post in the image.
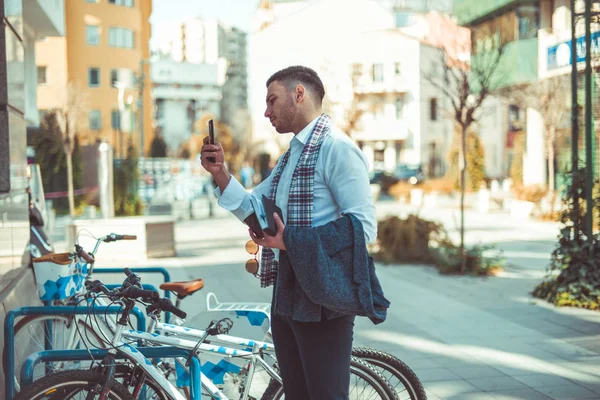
[114,81,126,159]
[570,0,600,250]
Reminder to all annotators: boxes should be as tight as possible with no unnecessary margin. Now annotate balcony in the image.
[351,117,408,142]
[23,0,65,37]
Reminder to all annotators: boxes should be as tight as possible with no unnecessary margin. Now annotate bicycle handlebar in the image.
[75,244,95,264]
[147,298,187,319]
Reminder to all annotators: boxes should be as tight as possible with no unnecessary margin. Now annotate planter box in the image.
[67,216,176,261]
[510,200,535,218]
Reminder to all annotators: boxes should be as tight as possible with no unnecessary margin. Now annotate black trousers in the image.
[270,314,355,400]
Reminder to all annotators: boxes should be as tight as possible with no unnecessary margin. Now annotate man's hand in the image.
[200,136,225,174]
[200,136,231,193]
[249,213,287,251]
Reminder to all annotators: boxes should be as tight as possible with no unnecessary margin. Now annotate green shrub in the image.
[532,168,600,310]
[373,215,504,276]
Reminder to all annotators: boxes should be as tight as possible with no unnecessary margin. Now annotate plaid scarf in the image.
[259,114,332,287]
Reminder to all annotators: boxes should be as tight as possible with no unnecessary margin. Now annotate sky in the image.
[151,0,260,31]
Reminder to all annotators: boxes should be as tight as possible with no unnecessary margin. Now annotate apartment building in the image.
[36,0,152,156]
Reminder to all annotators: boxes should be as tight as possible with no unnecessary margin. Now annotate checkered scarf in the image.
[259,114,332,287]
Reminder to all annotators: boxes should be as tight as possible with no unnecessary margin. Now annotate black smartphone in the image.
[207,119,216,163]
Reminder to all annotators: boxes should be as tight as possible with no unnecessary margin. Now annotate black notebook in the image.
[243,195,284,238]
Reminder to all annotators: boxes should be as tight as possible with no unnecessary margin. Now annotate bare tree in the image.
[425,23,509,272]
[55,82,89,218]
[503,76,571,194]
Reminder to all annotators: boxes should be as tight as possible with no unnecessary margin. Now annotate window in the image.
[37,66,47,84]
[109,27,134,48]
[517,5,539,39]
[109,0,133,7]
[86,25,100,45]
[394,62,401,76]
[372,64,384,83]
[110,69,135,86]
[88,67,100,87]
[429,98,438,121]
[85,0,98,3]
[395,96,404,119]
[111,109,121,130]
[351,63,362,82]
[89,110,102,130]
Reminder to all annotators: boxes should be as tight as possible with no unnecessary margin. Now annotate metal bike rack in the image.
[4,305,146,400]
[18,347,201,400]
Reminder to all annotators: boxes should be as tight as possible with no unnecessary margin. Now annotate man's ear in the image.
[295,85,305,103]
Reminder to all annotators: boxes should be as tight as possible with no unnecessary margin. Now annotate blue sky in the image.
[151,0,260,31]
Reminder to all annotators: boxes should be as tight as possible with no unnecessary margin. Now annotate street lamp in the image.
[114,81,127,159]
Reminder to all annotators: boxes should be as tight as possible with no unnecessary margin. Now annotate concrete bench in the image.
[66,216,176,261]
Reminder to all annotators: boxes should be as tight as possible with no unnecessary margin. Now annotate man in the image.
[201,65,377,399]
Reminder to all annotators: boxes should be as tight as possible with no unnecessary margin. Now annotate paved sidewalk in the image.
[57,205,600,400]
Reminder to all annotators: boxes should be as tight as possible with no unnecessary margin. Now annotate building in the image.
[36,0,152,156]
[538,0,600,174]
[0,0,66,389]
[152,18,248,126]
[454,0,546,184]
[249,0,455,175]
[151,59,222,156]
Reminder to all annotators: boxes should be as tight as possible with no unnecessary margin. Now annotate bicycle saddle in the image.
[160,278,204,298]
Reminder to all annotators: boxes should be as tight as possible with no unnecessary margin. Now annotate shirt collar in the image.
[293,116,320,146]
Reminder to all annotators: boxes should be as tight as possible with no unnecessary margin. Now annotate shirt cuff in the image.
[214,176,248,211]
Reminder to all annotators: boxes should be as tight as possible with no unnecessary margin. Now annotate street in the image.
[53,200,600,400]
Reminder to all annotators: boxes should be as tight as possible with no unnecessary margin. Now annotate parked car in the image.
[370,164,424,193]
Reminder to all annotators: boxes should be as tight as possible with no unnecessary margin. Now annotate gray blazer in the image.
[272,214,390,324]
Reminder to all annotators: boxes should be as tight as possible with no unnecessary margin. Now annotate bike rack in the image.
[18,347,201,400]
[95,266,173,322]
[4,305,146,400]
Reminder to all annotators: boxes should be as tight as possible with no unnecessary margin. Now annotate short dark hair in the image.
[266,66,325,105]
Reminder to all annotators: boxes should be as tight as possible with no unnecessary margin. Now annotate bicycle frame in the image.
[123,328,282,400]
[111,323,187,400]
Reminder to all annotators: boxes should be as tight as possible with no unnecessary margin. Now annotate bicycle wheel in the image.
[261,356,399,399]
[352,347,427,400]
[13,370,135,400]
[13,315,105,388]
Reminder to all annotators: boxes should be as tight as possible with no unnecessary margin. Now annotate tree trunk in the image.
[547,126,556,217]
[548,127,556,192]
[460,124,467,273]
[66,151,75,219]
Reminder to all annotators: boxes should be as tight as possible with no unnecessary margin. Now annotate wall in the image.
[0,0,43,394]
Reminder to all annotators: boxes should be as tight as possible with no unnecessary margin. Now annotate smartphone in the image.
[207,119,216,163]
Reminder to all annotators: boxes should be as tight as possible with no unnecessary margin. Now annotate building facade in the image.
[455,0,549,184]
[36,0,152,156]
[151,59,221,156]
[152,18,248,126]
[249,0,454,175]
[0,0,66,390]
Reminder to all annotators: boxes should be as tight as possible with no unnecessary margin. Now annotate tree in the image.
[425,23,508,272]
[149,128,168,158]
[114,142,143,216]
[446,125,486,192]
[55,82,89,218]
[503,76,570,194]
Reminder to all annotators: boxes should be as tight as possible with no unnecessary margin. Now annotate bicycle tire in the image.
[352,347,427,400]
[12,314,104,388]
[260,356,399,399]
[13,369,135,400]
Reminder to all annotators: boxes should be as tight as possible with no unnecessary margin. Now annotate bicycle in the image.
[12,233,139,388]
[15,273,400,400]
[15,235,416,399]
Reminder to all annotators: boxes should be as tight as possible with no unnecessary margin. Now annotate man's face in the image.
[264,81,296,134]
